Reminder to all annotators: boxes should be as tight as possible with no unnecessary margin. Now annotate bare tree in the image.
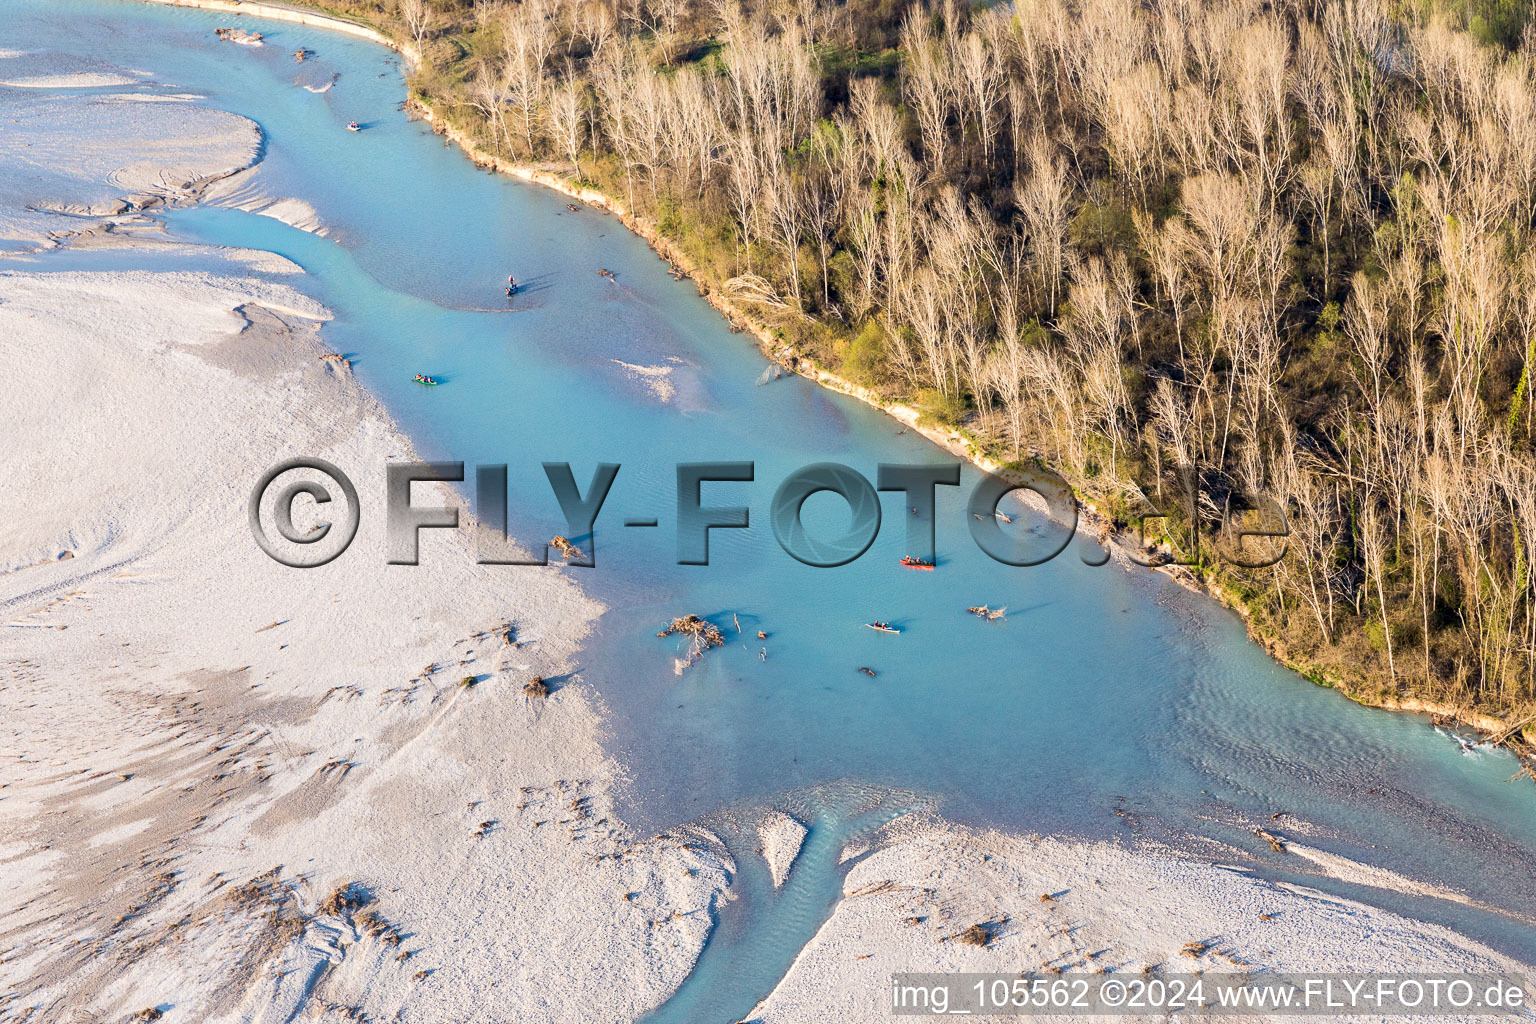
[470,61,510,152]
[901,11,953,171]
[401,0,433,56]
[1015,132,1070,314]
[547,69,586,176]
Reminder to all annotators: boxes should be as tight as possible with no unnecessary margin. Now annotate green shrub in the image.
[914,387,968,426]
[843,320,889,385]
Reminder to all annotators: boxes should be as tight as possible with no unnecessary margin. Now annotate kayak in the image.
[865,623,901,634]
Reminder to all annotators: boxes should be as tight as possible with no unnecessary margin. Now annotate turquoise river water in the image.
[5,2,1536,1017]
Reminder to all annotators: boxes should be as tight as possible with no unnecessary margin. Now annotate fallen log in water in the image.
[656,614,724,670]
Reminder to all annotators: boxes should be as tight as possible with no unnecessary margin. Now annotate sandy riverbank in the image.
[0,84,261,251]
[752,822,1536,1022]
[0,53,729,1023]
[142,0,399,49]
[0,255,735,1023]
[2,25,1533,1024]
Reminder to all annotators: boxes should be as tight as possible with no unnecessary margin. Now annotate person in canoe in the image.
[347,121,361,132]
[900,556,935,570]
[413,374,439,385]
[866,621,900,633]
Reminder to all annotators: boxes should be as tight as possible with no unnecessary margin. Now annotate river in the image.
[7,0,1536,1016]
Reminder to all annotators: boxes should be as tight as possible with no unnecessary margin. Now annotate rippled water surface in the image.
[8,0,1536,1003]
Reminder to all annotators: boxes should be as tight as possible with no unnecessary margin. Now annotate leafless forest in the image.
[339,0,1535,726]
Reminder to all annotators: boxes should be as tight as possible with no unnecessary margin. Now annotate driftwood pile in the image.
[657,614,724,670]
[550,535,585,561]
